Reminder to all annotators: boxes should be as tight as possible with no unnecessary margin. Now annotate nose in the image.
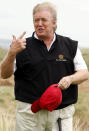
[38,20,42,26]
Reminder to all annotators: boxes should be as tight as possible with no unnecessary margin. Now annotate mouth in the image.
[37,28,44,33]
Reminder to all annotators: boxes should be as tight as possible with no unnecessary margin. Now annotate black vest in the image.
[14,33,78,109]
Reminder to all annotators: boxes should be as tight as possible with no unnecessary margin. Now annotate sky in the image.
[0,0,89,47]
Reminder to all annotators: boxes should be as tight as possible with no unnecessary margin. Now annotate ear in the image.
[53,21,56,26]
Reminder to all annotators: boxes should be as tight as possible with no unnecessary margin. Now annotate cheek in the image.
[46,24,53,31]
[34,23,37,27]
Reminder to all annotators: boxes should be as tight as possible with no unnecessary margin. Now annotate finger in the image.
[19,31,26,39]
[23,42,26,46]
[58,81,65,89]
[22,45,26,50]
[12,35,16,40]
[22,39,26,43]
[58,83,63,89]
[21,41,26,46]
[59,85,64,90]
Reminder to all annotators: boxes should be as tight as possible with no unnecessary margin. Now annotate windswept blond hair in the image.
[33,2,57,31]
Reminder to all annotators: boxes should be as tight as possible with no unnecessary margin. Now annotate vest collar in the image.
[32,32,56,51]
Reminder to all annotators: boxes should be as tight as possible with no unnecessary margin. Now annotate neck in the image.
[38,34,54,48]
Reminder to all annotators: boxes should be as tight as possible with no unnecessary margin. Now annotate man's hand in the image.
[58,76,72,90]
[0,32,26,79]
[9,32,26,56]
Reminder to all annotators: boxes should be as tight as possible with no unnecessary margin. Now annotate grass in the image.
[74,91,89,131]
[75,92,89,120]
[0,86,17,131]
[0,86,17,110]
[0,47,8,62]
[80,48,89,70]
[0,112,15,131]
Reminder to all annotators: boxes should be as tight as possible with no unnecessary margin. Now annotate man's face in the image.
[33,10,56,39]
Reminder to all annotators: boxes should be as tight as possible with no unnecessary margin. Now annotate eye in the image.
[34,19,39,23]
[42,18,47,22]
[33,18,48,23]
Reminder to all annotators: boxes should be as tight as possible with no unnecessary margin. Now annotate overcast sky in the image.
[0,0,89,47]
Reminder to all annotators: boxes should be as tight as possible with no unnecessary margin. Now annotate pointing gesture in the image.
[18,32,26,39]
[10,32,26,56]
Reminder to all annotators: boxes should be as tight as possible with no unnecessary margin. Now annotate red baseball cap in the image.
[31,84,62,113]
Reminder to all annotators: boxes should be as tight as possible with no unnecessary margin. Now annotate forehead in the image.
[33,10,52,19]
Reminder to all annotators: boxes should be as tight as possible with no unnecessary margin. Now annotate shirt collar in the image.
[34,33,56,51]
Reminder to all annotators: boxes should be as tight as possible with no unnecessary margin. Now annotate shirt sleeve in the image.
[73,47,88,71]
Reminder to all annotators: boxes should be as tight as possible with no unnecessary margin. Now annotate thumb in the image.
[12,35,16,40]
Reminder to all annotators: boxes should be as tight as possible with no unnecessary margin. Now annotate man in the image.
[0,2,89,131]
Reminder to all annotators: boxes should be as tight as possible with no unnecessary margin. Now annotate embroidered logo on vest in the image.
[58,54,64,60]
[56,54,67,61]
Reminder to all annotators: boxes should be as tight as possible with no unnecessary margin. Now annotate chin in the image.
[37,33,45,38]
